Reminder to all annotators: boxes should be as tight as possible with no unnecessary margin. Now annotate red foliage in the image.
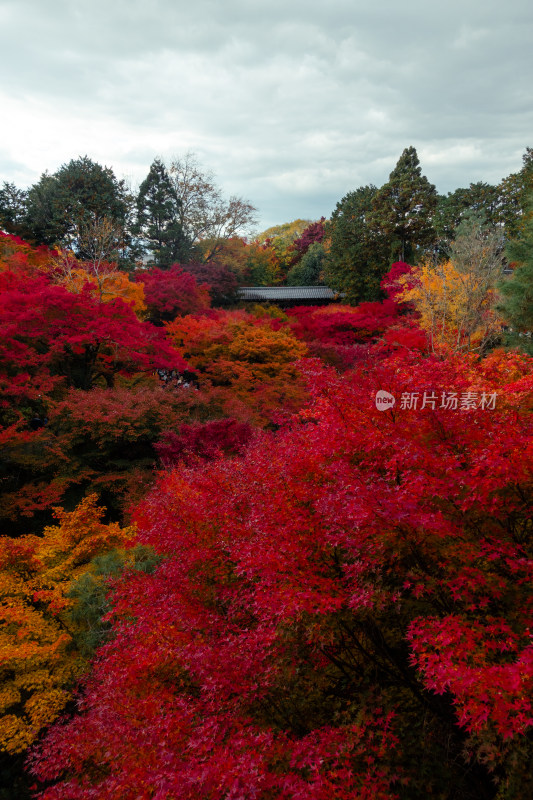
[137,264,211,322]
[155,418,254,466]
[0,268,188,528]
[290,217,326,262]
[0,269,185,409]
[288,301,400,344]
[380,261,415,303]
[180,260,239,306]
[0,231,57,275]
[29,345,533,798]
[286,301,401,369]
[381,321,429,352]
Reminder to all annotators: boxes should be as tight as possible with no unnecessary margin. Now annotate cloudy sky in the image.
[1,0,531,232]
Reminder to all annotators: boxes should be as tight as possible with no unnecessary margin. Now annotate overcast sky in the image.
[1,0,531,232]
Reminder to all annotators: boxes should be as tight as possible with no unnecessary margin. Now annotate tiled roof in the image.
[238,286,338,301]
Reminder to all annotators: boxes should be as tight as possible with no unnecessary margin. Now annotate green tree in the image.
[19,173,65,247]
[0,182,27,236]
[19,157,132,263]
[286,242,325,285]
[434,182,501,255]
[498,197,533,354]
[370,146,438,262]
[67,545,162,659]
[324,185,390,304]
[135,158,188,268]
[498,147,533,239]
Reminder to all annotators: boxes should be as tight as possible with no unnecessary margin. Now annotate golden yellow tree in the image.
[0,496,136,753]
[400,219,506,352]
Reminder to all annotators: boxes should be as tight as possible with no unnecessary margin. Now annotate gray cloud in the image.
[1,0,531,230]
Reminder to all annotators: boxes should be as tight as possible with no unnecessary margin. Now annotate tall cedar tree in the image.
[135,159,188,268]
[370,146,438,262]
[324,185,390,304]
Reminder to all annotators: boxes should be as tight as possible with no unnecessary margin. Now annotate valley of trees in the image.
[0,146,532,799]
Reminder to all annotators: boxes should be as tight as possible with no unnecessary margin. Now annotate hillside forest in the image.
[0,146,532,799]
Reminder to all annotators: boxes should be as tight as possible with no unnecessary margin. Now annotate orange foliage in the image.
[59,267,147,317]
[0,232,56,275]
[166,310,308,423]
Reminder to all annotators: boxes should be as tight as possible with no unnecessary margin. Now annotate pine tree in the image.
[135,158,188,268]
[370,146,438,262]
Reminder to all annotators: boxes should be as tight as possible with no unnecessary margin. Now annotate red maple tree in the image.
[29,343,533,799]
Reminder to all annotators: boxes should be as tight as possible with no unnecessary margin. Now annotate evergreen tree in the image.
[0,182,28,236]
[370,146,438,262]
[21,172,65,246]
[324,185,390,304]
[135,158,188,268]
[498,197,533,354]
[497,147,533,239]
[434,181,500,256]
[19,157,131,262]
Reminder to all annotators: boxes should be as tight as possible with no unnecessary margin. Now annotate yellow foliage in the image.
[254,219,312,245]
[60,267,147,317]
[0,495,135,753]
[399,259,504,353]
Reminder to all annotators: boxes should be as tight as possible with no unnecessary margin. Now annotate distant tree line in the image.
[324,145,533,303]
[0,153,258,272]
[1,146,531,317]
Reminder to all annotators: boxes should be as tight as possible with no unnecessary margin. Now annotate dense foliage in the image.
[28,344,533,799]
[1,148,532,798]
[136,264,211,323]
[165,309,308,424]
[0,496,135,754]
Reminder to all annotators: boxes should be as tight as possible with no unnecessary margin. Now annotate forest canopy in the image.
[0,145,532,799]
